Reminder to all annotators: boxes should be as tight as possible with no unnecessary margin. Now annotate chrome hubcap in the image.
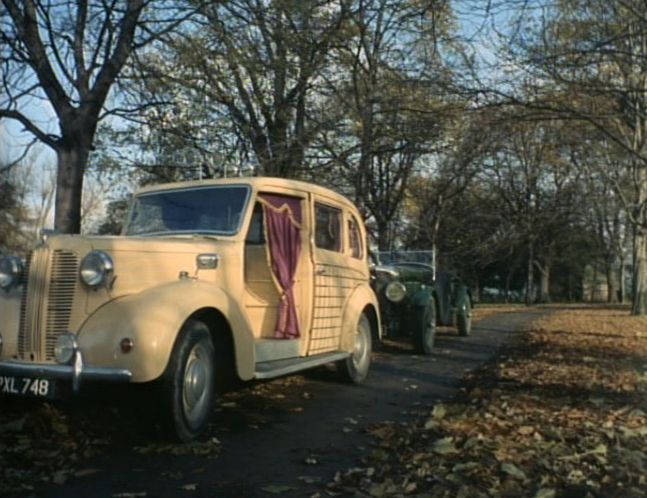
[352,328,368,369]
[182,342,212,425]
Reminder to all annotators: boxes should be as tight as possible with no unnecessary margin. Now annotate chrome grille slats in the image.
[46,251,78,360]
[18,248,49,358]
[16,247,79,361]
[17,251,33,357]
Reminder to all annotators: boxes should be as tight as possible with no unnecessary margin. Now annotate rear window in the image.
[315,203,342,252]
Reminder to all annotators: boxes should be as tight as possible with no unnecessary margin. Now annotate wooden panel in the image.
[309,263,365,354]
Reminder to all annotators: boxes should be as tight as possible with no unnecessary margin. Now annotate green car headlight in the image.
[385,281,407,303]
[80,251,114,287]
[0,256,23,290]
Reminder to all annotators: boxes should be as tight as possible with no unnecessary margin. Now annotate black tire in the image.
[413,298,436,354]
[160,319,216,442]
[457,299,472,337]
[337,313,372,384]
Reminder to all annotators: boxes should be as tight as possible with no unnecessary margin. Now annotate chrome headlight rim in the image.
[0,255,23,290]
[385,281,407,303]
[80,250,114,287]
[54,333,79,365]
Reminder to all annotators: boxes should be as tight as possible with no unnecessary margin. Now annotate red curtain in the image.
[259,194,302,339]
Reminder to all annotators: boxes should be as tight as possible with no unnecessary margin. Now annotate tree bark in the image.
[606,262,618,303]
[535,261,551,303]
[54,144,90,234]
[525,241,534,305]
[632,227,647,314]
[619,254,626,303]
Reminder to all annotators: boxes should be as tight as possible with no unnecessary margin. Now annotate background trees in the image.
[497,0,647,310]
[1,0,645,309]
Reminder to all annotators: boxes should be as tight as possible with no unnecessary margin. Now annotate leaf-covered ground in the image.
[2,305,646,497]
[328,305,647,497]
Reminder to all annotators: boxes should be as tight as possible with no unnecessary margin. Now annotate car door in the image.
[308,198,367,355]
[243,193,310,345]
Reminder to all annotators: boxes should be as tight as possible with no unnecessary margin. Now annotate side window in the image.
[315,203,342,252]
[245,203,265,245]
[348,216,363,259]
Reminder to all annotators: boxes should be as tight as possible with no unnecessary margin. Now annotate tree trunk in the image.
[606,262,618,303]
[54,144,89,234]
[376,219,390,251]
[536,261,551,303]
[525,242,534,305]
[505,271,512,303]
[632,227,647,314]
[619,254,626,303]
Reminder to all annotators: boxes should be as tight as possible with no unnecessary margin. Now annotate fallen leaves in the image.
[133,437,221,457]
[0,401,104,495]
[0,370,315,496]
[329,305,647,497]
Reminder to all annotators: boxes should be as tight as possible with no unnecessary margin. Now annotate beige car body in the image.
[0,177,381,392]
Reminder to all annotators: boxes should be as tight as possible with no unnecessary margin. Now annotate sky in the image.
[0,0,521,168]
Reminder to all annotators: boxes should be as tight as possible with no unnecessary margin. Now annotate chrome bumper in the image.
[0,350,132,392]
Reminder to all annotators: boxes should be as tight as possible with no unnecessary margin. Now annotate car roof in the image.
[135,177,356,210]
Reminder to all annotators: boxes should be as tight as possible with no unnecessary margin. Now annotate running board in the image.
[254,352,349,379]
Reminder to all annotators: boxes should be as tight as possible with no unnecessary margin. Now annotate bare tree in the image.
[0,0,193,233]
[314,0,455,248]
[144,0,352,179]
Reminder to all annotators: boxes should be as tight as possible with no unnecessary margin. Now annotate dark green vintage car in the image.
[372,251,473,354]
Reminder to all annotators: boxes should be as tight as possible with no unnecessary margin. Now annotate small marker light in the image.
[120,338,134,353]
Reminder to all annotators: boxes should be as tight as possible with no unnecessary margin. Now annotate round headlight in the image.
[54,333,78,364]
[80,251,114,287]
[0,256,23,290]
[385,281,407,303]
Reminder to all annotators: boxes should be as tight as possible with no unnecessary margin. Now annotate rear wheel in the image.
[413,298,436,354]
[337,313,372,384]
[160,319,216,442]
[457,300,472,337]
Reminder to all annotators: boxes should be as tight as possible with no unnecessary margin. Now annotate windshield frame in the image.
[123,184,252,237]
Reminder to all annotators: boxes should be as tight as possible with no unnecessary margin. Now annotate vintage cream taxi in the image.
[0,177,381,441]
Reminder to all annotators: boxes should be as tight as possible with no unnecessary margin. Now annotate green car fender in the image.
[410,286,435,309]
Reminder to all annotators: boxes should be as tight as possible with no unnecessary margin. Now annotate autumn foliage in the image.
[330,305,647,497]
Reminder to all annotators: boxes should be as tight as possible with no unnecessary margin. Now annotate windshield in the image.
[125,185,250,236]
[378,250,435,267]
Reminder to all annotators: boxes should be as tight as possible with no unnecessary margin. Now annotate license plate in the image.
[0,375,56,398]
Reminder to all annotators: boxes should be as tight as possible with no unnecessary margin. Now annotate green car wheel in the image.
[413,298,436,354]
[457,299,472,337]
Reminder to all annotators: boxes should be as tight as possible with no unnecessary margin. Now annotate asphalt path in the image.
[32,309,542,498]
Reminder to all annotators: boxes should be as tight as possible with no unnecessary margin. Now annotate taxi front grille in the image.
[17,249,79,361]
[45,251,78,359]
[17,252,33,356]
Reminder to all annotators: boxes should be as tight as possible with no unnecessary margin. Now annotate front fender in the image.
[339,284,382,351]
[410,286,434,308]
[77,279,253,383]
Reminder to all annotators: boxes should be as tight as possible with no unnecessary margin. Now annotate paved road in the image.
[33,309,540,498]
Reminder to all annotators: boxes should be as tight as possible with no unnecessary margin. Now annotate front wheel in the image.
[413,298,436,354]
[457,300,472,337]
[337,313,372,384]
[159,319,216,442]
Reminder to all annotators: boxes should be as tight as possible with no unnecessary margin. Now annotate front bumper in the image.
[0,349,132,393]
